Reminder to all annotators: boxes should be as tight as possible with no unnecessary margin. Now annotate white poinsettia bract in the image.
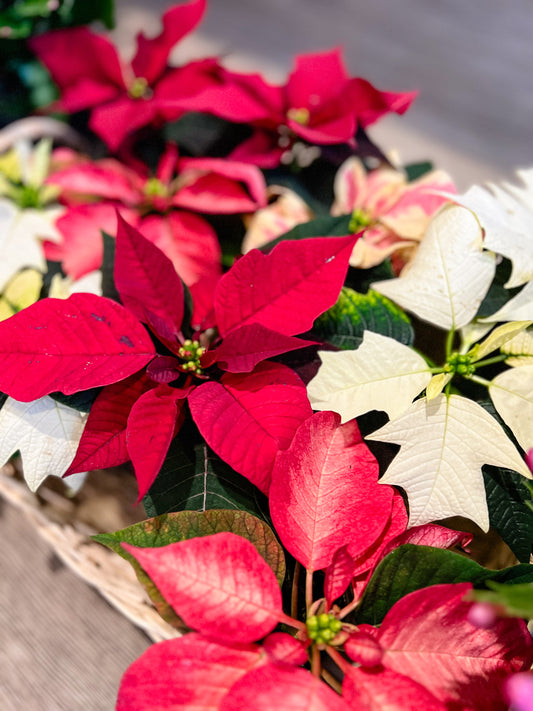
[307,330,432,423]
[372,204,496,330]
[368,394,532,531]
[0,395,87,492]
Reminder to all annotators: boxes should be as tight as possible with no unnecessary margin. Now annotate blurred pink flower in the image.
[332,156,456,273]
[242,187,314,253]
[29,0,213,151]
[181,48,416,167]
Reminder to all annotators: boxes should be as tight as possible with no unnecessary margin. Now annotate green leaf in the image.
[66,0,115,29]
[9,0,53,19]
[100,230,120,303]
[143,438,270,522]
[94,509,286,627]
[476,258,521,318]
[49,387,101,413]
[404,161,433,182]
[483,465,533,564]
[473,581,533,618]
[345,259,395,295]
[263,214,353,251]
[164,113,249,158]
[355,544,533,625]
[312,287,413,350]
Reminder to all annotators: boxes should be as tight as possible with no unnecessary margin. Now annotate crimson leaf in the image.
[0,293,155,401]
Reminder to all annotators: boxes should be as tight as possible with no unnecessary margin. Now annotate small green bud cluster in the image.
[286,107,311,126]
[144,177,168,198]
[128,76,150,99]
[177,339,206,375]
[349,207,372,234]
[7,183,58,209]
[306,612,343,645]
[444,351,476,376]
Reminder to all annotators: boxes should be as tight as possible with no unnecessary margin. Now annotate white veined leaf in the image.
[0,198,62,292]
[469,321,533,362]
[0,396,88,492]
[446,179,533,288]
[480,281,533,323]
[489,365,533,451]
[307,330,431,423]
[500,328,533,366]
[367,394,531,531]
[372,205,496,330]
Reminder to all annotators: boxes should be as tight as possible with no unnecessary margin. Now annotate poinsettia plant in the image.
[1,0,532,708]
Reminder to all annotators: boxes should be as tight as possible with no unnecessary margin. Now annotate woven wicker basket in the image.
[0,462,179,644]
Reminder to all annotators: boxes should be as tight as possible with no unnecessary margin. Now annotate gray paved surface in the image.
[2,1,532,708]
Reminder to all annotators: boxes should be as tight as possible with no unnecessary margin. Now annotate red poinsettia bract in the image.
[0,217,358,498]
[29,0,213,150]
[268,411,474,610]
[117,529,533,710]
[45,143,267,323]
[176,48,417,167]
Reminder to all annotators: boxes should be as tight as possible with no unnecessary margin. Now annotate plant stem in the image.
[277,611,307,632]
[467,374,492,388]
[291,562,301,620]
[311,645,321,678]
[321,667,342,694]
[338,593,361,621]
[325,645,351,676]
[473,354,508,369]
[445,328,455,359]
[306,569,314,612]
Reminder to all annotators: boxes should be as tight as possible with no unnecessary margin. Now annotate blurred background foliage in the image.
[0,0,114,126]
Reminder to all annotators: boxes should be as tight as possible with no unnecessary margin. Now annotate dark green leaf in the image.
[344,260,395,295]
[8,0,53,19]
[483,465,533,563]
[143,435,196,517]
[49,388,100,413]
[41,260,65,297]
[404,161,433,182]
[312,286,413,350]
[94,509,285,627]
[262,169,329,216]
[355,544,533,625]
[66,0,114,29]
[264,214,352,251]
[476,258,521,318]
[143,438,270,522]
[164,112,250,158]
[100,230,120,303]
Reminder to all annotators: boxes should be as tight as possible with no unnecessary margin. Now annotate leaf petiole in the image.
[306,568,314,611]
[445,328,456,359]
[472,354,508,369]
[291,561,302,620]
[466,374,492,388]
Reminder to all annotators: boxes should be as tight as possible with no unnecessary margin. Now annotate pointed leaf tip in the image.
[215,234,358,337]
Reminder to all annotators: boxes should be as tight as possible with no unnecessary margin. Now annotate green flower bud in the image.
[318,613,331,629]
